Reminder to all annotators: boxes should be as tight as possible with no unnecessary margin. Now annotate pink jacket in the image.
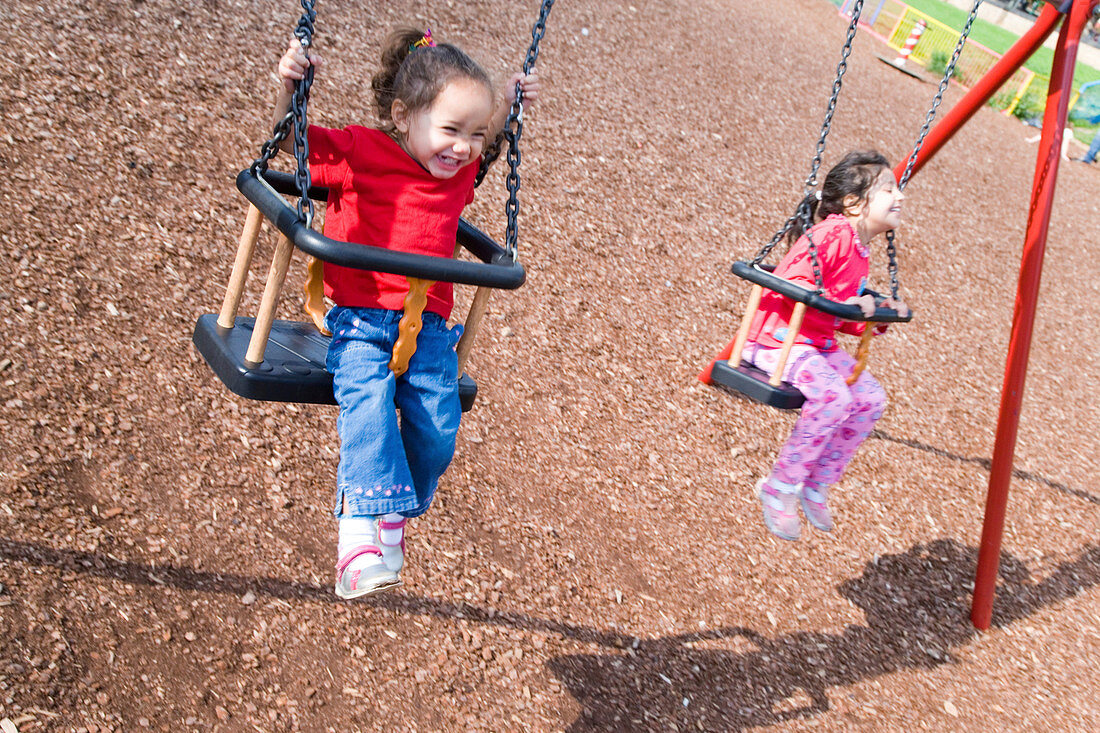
[747,215,870,351]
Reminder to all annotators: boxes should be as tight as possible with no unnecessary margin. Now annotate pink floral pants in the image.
[745,343,885,487]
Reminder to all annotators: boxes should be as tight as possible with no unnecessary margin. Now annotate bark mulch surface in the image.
[2,0,1099,730]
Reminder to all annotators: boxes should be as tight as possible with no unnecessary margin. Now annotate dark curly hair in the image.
[371,27,494,136]
[786,150,891,244]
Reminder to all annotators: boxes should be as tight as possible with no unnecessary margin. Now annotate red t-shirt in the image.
[748,215,870,351]
[307,125,477,319]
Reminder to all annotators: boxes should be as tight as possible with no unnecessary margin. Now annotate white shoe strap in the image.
[761,491,787,511]
[803,485,827,503]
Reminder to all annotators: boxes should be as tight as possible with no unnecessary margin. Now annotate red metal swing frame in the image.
[882,0,1099,629]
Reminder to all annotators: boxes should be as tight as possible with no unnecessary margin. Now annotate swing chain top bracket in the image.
[248,0,317,228]
[750,0,865,294]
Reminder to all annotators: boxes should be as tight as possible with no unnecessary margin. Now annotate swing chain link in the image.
[885,230,900,299]
[886,0,980,300]
[898,0,981,192]
[476,0,555,260]
[752,0,865,296]
[249,0,317,228]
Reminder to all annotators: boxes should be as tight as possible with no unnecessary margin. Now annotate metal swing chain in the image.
[885,0,981,298]
[752,0,865,294]
[475,0,555,187]
[474,0,555,260]
[897,0,981,193]
[249,0,318,227]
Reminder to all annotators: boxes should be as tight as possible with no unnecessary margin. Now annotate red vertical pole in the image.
[970,0,1098,631]
[892,4,1063,184]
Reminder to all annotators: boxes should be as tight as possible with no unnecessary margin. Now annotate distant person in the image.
[743,151,908,541]
[1080,127,1100,164]
[1025,123,1074,162]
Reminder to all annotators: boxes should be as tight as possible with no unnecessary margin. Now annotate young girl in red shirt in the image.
[274,28,539,598]
[744,151,908,541]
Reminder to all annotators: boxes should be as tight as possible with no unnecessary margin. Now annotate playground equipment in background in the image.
[192,0,555,413]
[879,17,930,79]
[844,0,1049,116]
[700,0,985,409]
[1068,78,1100,120]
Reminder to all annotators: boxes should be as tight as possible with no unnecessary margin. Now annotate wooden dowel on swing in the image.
[727,284,764,368]
[245,233,295,366]
[769,302,807,387]
[846,325,875,385]
[456,286,493,375]
[218,203,265,329]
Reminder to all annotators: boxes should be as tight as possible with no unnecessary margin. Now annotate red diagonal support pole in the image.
[971,0,1098,631]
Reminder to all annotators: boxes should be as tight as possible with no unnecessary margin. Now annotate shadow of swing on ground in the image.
[871,428,1100,506]
[0,538,630,649]
[2,538,1098,731]
[548,539,1100,732]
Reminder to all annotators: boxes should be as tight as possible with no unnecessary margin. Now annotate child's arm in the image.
[488,69,540,139]
[272,39,324,154]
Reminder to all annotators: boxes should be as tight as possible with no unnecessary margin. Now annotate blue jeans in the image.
[1084,128,1100,163]
[325,307,462,519]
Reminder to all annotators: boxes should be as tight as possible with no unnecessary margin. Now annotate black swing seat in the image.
[709,262,915,411]
[192,169,525,412]
[192,314,479,411]
[710,358,806,410]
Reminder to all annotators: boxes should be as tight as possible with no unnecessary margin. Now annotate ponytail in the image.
[371,27,493,134]
[784,150,890,245]
[784,192,821,246]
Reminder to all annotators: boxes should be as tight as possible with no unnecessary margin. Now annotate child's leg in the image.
[748,345,855,486]
[393,314,463,519]
[325,308,417,597]
[326,308,421,518]
[804,349,886,487]
[795,350,885,532]
[746,344,854,540]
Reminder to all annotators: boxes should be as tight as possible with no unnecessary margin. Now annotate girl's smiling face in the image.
[392,77,493,179]
[853,168,905,238]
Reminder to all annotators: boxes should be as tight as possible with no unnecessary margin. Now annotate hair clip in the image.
[410,29,435,51]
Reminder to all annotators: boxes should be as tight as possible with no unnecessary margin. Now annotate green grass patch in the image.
[893,0,1100,88]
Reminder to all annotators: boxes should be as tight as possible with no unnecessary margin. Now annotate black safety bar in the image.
[731,261,913,323]
[238,169,526,290]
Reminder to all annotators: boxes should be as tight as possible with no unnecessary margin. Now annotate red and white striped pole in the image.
[892,19,927,68]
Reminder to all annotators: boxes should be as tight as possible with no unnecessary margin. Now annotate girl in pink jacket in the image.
[745,151,908,541]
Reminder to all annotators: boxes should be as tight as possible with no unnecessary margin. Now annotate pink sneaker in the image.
[335,545,400,600]
[755,478,800,541]
[799,481,834,532]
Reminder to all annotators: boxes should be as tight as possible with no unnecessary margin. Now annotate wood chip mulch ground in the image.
[2,0,1098,730]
